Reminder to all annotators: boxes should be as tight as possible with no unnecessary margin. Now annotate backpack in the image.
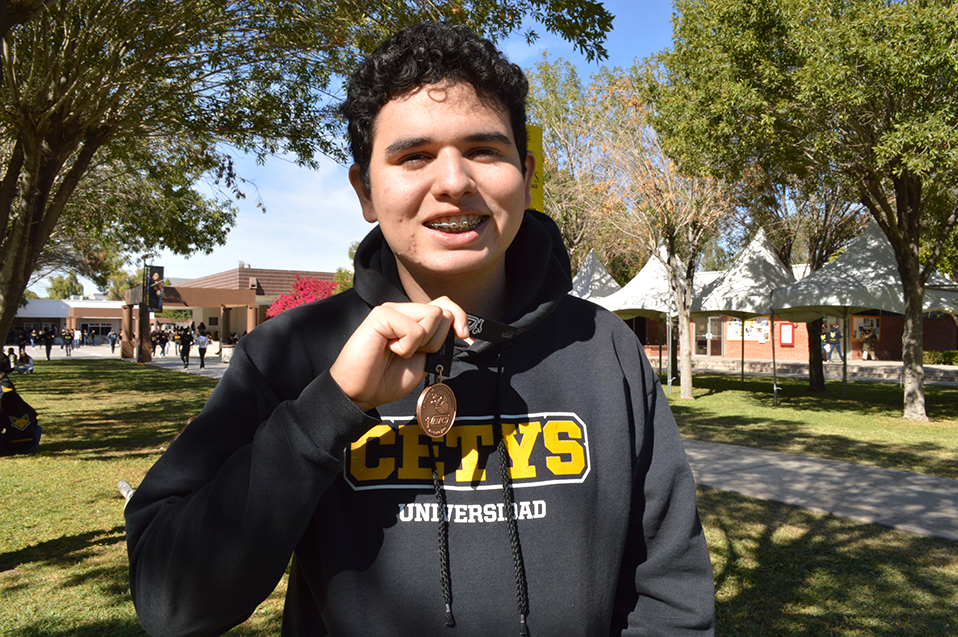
[1,377,41,455]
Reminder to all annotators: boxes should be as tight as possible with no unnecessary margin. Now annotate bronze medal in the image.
[417,382,457,438]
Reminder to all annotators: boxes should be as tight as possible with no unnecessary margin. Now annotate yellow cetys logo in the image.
[346,413,590,491]
[9,414,30,430]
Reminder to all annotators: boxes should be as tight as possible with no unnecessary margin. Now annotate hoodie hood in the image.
[352,210,573,354]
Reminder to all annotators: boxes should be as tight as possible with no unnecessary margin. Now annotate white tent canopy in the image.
[690,228,813,388]
[772,219,958,398]
[692,228,797,319]
[772,220,958,318]
[591,246,676,320]
[570,249,621,300]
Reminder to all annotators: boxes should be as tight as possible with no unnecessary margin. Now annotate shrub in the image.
[923,350,958,366]
[266,276,338,318]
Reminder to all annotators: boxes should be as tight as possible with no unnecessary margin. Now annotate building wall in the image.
[641,314,958,362]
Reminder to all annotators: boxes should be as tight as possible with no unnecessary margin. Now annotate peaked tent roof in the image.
[591,247,721,320]
[692,228,802,319]
[772,220,958,318]
[570,249,622,300]
[591,247,674,320]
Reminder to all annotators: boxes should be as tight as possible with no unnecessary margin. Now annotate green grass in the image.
[1,360,956,635]
[666,373,958,480]
[0,360,285,636]
[701,487,958,637]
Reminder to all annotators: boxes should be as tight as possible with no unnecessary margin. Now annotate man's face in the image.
[350,81,534,297]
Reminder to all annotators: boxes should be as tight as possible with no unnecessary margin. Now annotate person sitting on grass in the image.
[14,352,34,374]
[0,347,14,374]
[0,373,41,455]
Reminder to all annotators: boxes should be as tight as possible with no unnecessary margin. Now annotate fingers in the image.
[378,302,450,357]
[427,297,471,341]
[329,299,468,412]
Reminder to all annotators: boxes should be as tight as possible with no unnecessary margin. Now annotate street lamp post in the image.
[136,253,153,364]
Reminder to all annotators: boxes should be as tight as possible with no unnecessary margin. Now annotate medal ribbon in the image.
[424,313,516,377]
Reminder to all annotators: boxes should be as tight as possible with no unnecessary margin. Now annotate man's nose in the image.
[432,150,476,199]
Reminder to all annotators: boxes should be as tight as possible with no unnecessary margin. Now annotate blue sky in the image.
[44,1,676,295]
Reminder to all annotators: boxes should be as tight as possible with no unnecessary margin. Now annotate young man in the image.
[195,330,210,369]
[125,23,714,636]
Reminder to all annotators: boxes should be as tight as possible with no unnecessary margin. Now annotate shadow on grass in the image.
[8,618,147,637]
[669,374,958,480]
[700,487,958,637]
[0,525,126,573]
[677,372,958,421]
[10,359,216,459]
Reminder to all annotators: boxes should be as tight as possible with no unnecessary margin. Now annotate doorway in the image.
[694,317,723,357]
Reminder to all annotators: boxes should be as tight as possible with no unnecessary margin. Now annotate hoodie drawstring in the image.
[427,345,531,635]
[428,438,456,627]
[493,345,531,635]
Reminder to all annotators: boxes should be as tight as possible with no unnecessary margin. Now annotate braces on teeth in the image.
[428,217,483,232]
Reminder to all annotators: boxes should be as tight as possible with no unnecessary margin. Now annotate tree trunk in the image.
[900,259,927,421]
[677,306,694,399]
[806,317,826,392]
[0,131,103,340]
[669,317,679,383]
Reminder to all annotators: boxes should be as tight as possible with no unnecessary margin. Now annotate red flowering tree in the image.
[266,275,338,318]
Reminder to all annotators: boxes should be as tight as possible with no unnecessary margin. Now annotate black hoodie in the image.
[126,211,715,636]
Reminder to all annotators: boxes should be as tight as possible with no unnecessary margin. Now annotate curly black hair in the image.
[341,22,529,187]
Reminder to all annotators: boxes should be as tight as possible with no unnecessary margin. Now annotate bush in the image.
[923,350,958,365]
[266,275,338,318]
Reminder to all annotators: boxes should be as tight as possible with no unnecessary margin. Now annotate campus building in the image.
[8,298,126,344]
[118,265,335,360]
[636,313,958,363]
[8,266,336,355]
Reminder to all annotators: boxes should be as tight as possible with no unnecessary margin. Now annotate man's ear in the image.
[523,150,536,210]
[349,165,378,223]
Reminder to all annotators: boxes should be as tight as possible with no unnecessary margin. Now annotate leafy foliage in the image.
[45,272,84,299]
[333,241,360,293]
[104,268,141,301]
[266,276,338,318]
[644,0,958,419]
[0,0,614,353]
[526,57,639,279]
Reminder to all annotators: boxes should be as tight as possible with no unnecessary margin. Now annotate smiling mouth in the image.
[426,215,485,233]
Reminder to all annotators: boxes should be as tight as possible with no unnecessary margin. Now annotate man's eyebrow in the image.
[464,131,513,146]
[384,137,431,156]
[383,132,514,156]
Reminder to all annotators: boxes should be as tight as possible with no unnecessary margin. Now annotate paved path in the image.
[684,439,958,542]
[37,344,958,542]
[32,341,231,380]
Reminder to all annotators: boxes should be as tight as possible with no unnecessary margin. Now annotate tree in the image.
[334,241,360,293]
[104,268,140,301]
[600,69,733,400]
[46,272,83,299]
[526,57,643,279]
[0,0,614,356]
[734,167,866,392]
[267,276,339,318]
[644,0,958,420]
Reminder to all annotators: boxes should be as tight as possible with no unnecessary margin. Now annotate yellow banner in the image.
[526,124,543,213]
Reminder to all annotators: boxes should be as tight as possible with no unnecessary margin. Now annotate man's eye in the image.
[470,147,502,158]
[399,153,430,165]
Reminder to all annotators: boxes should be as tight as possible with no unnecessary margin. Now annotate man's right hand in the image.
[329,298,470,412]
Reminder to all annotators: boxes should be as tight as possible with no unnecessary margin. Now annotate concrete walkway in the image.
[35,343,958,542]
[31,341,231,380]
[684,439,958,542]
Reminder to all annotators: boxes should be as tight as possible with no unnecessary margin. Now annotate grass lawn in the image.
[667,373,958,480]
[1,359,956,635]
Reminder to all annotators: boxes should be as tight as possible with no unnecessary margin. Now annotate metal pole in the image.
[772,310,778,406]
[740,317,746,389]
[842,312,849,399]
